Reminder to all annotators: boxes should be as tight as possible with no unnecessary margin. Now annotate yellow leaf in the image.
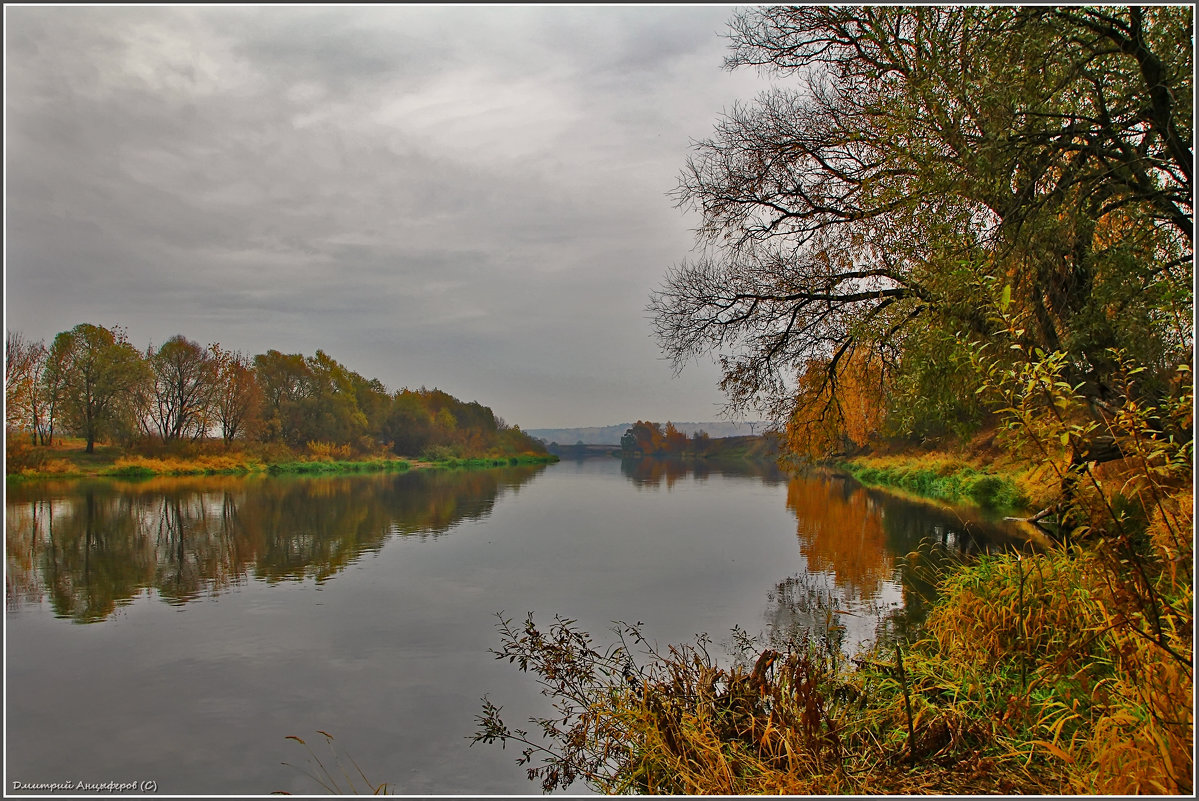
[1035,740,1075,763]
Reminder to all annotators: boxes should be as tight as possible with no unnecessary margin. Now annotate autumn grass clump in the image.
[281,730,390,795]
[5,438,78,478]
[475,509,1192,795]
[474,614,1048,794]
[101,453,266,477]
[895,522,1192,793]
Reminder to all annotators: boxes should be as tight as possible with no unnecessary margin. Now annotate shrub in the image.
[420,444,459,463]
[305,441,354,462]
[5,437,46,474]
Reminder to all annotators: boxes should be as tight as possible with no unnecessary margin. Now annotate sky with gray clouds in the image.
[4,4,776,429]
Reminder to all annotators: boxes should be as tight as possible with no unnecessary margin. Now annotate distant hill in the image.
[527,421,769,446]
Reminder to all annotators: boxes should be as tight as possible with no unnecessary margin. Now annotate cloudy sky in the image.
[5,4,776,429]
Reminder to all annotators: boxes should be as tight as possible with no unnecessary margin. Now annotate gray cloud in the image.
[5,4,772,427]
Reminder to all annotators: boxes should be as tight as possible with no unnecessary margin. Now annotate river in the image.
[5,456,1022,794]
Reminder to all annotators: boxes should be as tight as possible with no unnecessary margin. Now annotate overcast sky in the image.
[4,4,776,429]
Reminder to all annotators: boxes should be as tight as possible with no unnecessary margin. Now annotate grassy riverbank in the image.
[836,452,1034,513]
[479,430,1192,794]
[4,438,557,481]
[480,484,1192,794]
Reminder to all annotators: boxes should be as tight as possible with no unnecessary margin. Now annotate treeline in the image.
[5,323,546,460]
[617,420,780,463]
[619,421,710,456]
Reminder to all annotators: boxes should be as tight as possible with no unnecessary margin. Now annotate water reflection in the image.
[619,455,787,488]
[765,471,1026,653]
[789,472,1020,593]
[5,465,546,623]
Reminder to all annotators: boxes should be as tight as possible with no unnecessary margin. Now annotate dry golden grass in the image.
[304,441,355,461]
[917,528,1192,794]
[104,453,264,476]
[480,492,1192,795]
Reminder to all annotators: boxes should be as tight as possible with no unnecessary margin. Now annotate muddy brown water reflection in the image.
[5,457,1022,794]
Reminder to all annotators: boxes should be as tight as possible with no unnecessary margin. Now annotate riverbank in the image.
[482,441,1192,795]
[812,429,1071,518]
[835,452,1033,514]
[4,440,558,481]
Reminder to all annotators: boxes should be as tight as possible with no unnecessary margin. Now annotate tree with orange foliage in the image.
[786,348,889,459]
[651,6,1191,456]
[210,344,264,445]
[662,422,688,454]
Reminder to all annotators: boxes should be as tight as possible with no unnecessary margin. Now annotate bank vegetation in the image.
[475,6,1192,794]
[5,329,551,479]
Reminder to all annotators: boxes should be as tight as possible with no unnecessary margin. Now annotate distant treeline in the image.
[529,421,765,446]
[5,323,547,460]
[614,421,780,462]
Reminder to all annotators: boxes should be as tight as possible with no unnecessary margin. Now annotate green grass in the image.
[425,453,559,470]
[265,458,411,475]
[840,458,1028,512]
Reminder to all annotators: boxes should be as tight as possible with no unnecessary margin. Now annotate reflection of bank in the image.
[618,455,787,489]
[4,465,548,623]
[759,571,904,659]
[775,472,1026,652]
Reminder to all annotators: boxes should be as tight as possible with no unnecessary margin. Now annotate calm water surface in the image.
[5,457,1021,794]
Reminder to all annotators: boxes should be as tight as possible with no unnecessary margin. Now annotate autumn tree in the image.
[650,6,1192,450]
[383,389,436,456]
[662,422,688,455]
[253,350,312,446]
[497,423,547,457]
[46,324,150,453]
[5,330,44,438]
[32,334,71,446]
[210,345,264,445]
[299,350,370,447]
[381,386,542,458]
[348,373,392,448]
[622,421,666,455]
[785,351,888,458]
[143,335,218,443]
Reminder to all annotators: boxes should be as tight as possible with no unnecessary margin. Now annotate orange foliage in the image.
[785,350,888,458]
[785,477,892,602]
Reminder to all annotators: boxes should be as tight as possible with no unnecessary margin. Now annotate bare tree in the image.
[5,330,44,440]
[145,335,218,443]
[651,6,1192,425]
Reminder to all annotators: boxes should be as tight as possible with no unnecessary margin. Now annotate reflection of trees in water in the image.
[771,472,1026,653]
[787,476,894,603]
[761,573,856,657]
[6,498,53,612]
[620,457,692,489]
[150,491,250,604]
[619,456,787,488]
[41,490,156,623]
[4,465,546,622]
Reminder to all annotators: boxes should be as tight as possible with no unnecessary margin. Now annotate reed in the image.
[280,731,390,795]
